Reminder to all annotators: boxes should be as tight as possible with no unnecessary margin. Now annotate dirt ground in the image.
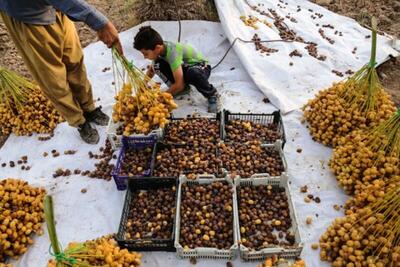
[312,0,400,37]
[377,56,400,105]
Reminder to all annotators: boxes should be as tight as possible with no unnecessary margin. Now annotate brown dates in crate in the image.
[238,184,295,250]
[219,141,284,178]
[153,142,223,178]
[180,181,234,249]
[164,118,220,144]
[120,147,153,176]
[125,187,176,240]
[225,119,281,143]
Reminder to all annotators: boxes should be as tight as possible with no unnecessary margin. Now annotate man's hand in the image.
[97,21,123,54]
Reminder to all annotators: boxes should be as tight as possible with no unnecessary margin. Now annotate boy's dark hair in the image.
[133,26,164,50]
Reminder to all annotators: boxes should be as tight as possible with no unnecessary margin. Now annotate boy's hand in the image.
[146,65,155,78]
[97,21,123,55]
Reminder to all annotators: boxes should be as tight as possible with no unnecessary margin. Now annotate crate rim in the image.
[233,175,304,261]
[116,176,178,251]
[174,175,239,259]
[223,109,281,116]
[219,140,288,179]
[106,119,122,149]
[221,109,286,148]
[170,112,222,120]
[163,115,222,145]
[150,142,224,178]
[111,142,156,190]
[106,119,164,149]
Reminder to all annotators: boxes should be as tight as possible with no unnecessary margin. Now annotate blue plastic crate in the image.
[112,142,156,190]
[121,133,158,149]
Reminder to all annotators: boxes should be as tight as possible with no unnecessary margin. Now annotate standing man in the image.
[0,0,123,144]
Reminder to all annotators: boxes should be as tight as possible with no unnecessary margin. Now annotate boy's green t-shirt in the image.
[159,41,208,71]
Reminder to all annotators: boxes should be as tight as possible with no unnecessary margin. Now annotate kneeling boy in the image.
[133,26,218,113]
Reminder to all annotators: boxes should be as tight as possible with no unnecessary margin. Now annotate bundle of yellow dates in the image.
[302,83,395,147]
[44,196,141,267]
[320,179,400,267]
[0,179,46,262]
[0,67,64,136]
[320,109,400,266]
[112,83,177,136]
[111,48,177,136]
[240,15,272,29]
[47,236,141,267]
[256,255,306,267]
[302,19,396,147]
[344,175,400,213]
[329,110,400,195]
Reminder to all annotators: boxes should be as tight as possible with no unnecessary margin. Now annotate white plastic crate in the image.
[234,175,303,261]
[260,140,288,178]
[106,119,163,150]
[174,175,238,260]
[221,140,288,180]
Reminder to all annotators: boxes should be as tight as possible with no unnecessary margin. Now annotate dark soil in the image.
[377,56,400,106]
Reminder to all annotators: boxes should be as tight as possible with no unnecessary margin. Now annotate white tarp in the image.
[214,0,399,113]
[3,20,349,267]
